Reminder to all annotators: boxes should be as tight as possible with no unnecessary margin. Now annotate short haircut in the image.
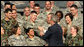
[48,13,54,17]
[55,11,63,20]
[70,4,78,9]
[51,13,57,23]
[72,25,79,33]
[11,4,15,8]
[24,6,30,11]
[4,8,12,13]
[11,4,14,6]
[4,2,11,6]
[65,13,73,21]
[45,1,51,4]
[31,11,37,14]
[29,1,35,3]
[34,3,40,7]
[25,27,33,34]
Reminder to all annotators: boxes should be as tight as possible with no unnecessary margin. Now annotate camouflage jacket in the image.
[8,34,27,46]
[1,18,18,37]
[72,13,83,37]
[42,7,57,16]
[1,36,8,46]
[26,36,46,46]
[51,5,59,12]
[65,34,83,46]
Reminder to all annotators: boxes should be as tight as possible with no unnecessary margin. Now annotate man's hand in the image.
[38,26,45,36]
[45,44,48,46]
[38,26,44,32]
[39,31,44,36]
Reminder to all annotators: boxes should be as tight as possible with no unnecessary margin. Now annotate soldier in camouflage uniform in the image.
[59,13,74,37]
[33,3,48,36]
[12,9,23,26]
[33,3,45,22]
[21,6,31,36]
[1,8,17,36]
[29,1,35,12]
[64,1,82,16]
[51,1,59,11]
[23,11,41,36]
[1,2,11,20]
[22,7,31,36]
[33,3,49,34]
[64,13,74,37]
[65,26,83,46]
[1,8,18,46]
[1,18,18,37]
[22,6,30,27]
[8,25,27,46]
[25,28,47,46]
[11,3,22,16]
[11,9,25,35]
[70,4,83,37]
[42,1,57,18]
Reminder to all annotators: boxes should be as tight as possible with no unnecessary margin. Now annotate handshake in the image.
[38,26,45,36]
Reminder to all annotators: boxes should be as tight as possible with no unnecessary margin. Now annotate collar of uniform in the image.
[13,34,21,39]
[28,36,36,41]
[23,15,29,21]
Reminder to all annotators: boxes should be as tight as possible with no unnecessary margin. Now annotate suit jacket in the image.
[42,23,63,46]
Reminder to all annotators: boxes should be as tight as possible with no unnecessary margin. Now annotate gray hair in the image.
[50,13,57,23]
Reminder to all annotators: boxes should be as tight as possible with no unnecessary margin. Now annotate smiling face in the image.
[6,11,12,19]
[16,27,21,35]
[70,7,78,16]
[34,7,40,14]
[47,14,52,24]
[51,1,55,6]
[70,27,76,35]
[12,5,17,10]
[28,29,34,36]
[30,13,37,22]
[65,15,72,24]
[29,1,35,8]
[57,12,62,19]
[45,1,51,10]
[24,7,30,16]
[12,10,17,19]
[4,4,11,10]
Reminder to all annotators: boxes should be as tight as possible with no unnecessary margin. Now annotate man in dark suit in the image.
[38,14,63,46]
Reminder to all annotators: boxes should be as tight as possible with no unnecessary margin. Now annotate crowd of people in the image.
[1,1,83,46]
